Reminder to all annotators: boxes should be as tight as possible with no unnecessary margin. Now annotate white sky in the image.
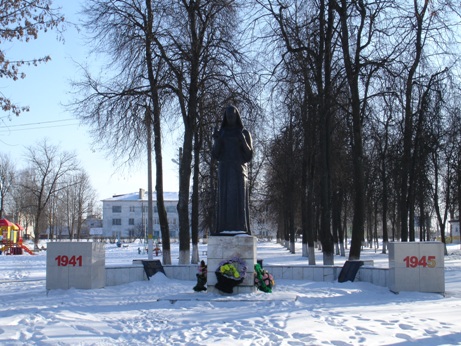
[0,0,180,204]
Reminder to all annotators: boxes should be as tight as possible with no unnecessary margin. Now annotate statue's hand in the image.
[213,127,220,140]
[239,131,248,144]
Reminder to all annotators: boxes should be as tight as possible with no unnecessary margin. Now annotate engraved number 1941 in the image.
[55,255,83,267]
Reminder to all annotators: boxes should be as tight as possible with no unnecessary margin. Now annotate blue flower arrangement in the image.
[215,257,247,293]
[217,257,247,280]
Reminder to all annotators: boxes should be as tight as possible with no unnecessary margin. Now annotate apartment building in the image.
[102,189,179,239]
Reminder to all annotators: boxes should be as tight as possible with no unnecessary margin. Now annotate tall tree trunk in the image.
[145,0,171,264]
[178,128,193,264]
[381,118,389,254]
[301,139,316,264]
[348,100,366,260]
[176,2,203,265]
[332,188,344,256]
[458,150,461,238]
[145,108,154,260]
[191,130,201,264]
[152,103,171,264]
[334,0,366,260]
[318,0,335,264]
[400,0,429,242]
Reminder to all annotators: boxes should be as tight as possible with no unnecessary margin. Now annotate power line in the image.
[0,118,82,134]
[0,123,80,133]
[1,118,77,128]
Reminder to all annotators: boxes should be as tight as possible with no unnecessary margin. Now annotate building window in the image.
[112,206,122,213]
[143,206,148,213]
[129,206,135,212]
[128,218,134,225]
[112,219,121,225]
[166,206,176,213]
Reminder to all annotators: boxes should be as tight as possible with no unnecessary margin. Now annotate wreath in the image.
[254,263,275,293]
[215,257,247,293]
[217,257,247,279]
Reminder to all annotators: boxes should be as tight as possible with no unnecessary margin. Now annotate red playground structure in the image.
[0,218,34,255]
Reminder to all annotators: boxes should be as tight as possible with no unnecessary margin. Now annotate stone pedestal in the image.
[46,242,105,290]
[207,235,257,294]
[388,241,444,293]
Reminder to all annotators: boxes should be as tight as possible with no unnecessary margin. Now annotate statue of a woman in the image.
[212,105,253,235]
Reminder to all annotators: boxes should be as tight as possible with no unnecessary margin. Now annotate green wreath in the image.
[254,263,273,293]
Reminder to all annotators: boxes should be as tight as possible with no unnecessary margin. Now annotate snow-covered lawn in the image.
[1,240,460,345]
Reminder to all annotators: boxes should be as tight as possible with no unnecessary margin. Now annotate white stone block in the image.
[267,266,283,280]
[105,268,114,286]
[388,242,444,293]
[46,242,105,290]
[46,265,69,289]
[313,268,324,281]
[420,267,445,292]
[281,266,293,280]
[130,265,145,282]
[323,267,335,282]
[292,266,303,281]
[370,268,388,287]
[302,267,314,281]
[206,236,257,295]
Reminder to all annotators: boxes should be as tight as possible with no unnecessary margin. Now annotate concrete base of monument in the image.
[207,235,257,295]
[215,230,249,236]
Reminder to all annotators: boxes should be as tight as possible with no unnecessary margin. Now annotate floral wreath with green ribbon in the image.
[254,263,275,293]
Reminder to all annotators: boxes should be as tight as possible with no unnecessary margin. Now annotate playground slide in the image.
[21,245,35,255]
[0,244,35,255]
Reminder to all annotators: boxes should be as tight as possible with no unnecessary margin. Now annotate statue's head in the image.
[221,105,243,129]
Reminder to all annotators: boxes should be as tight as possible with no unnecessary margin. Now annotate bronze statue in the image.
[212,105,253,235]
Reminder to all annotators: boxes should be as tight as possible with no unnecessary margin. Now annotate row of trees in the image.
[2,1,461,264]
[261,0,461,262]
[0,141,97,250]
[70,0,461,265]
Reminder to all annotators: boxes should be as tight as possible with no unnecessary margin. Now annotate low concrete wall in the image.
[163,265,198,281]
[105,264,146,286]
[105,262,389,288]
[263,263,388,287]
[356,266,388,287]
[105,264,198,286]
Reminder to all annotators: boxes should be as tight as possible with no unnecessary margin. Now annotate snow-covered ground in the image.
[1,240,461,345]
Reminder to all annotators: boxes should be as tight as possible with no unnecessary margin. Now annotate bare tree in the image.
[368,89,400,254]
[256,0,345,264]
[395,1,460,242]
[60,171,96,240]
[73,0,173,263]
[11,169,36,238]
[21,140,78,249]
[0,153,15,218]
[150,0,247,264]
